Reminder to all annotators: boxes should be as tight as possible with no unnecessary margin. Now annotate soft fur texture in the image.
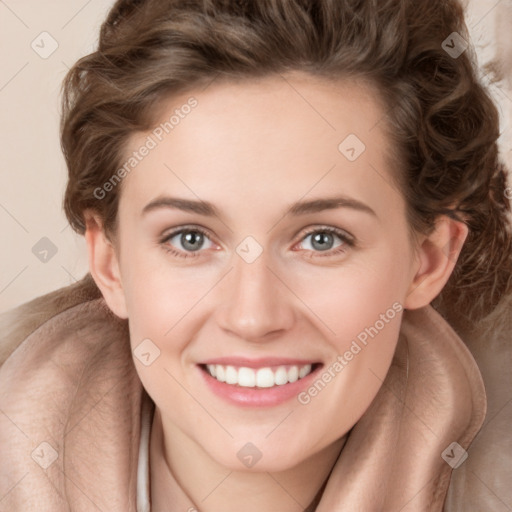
[0,274,509,511]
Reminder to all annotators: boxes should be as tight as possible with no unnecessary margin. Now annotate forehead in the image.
[118,73,400,223]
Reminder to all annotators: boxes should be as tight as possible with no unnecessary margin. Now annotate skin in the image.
[85,72,468,511]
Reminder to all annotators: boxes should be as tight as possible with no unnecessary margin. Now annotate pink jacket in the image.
[0,274,510,511]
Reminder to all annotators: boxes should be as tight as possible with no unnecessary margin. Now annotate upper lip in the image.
[198,357,320,368]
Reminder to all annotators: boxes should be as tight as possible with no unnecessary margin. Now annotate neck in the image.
[149,407,347,512]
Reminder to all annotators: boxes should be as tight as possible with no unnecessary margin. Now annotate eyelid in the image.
[296,224,355,244]
[160,224,216,243]
[160,223,355,258]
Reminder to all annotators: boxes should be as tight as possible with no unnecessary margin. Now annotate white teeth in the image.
[299,364,312,379]
[225,365,238,384]
[274,366,288,385]
[256,368,274,388]
[288,366,299,383]
[205,363,314,387]
[238,367,256,387]
[216,365,226,382]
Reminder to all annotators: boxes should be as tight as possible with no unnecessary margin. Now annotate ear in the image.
[404,216,469,310]
[84,210,128,319]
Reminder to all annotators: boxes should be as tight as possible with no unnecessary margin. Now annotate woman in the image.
[1,0,511,510]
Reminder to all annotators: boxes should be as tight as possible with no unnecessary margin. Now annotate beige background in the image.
[1,0,511,313]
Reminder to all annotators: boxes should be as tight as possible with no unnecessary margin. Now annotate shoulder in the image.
[0,274,142,511]
[444,294,512,510]
[0,273,102,367]
[0,273,133,391]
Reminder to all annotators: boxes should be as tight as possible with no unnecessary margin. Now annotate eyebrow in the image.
[141,195,377,218]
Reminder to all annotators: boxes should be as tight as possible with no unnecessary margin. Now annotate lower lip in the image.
[198,364,322,408]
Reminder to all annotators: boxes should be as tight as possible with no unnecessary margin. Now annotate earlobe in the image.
[84,210,128,319]
[404,216,469,311]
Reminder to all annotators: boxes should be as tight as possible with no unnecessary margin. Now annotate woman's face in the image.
[109,73,422,471]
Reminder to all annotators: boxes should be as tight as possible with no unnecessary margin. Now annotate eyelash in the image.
[159,225,355,260]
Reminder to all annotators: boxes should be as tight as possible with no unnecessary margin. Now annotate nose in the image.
[215,251,296,343]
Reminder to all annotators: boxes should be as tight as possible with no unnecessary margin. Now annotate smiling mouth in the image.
[200,363,321,388]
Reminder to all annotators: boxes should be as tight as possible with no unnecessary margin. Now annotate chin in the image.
[200,436,318,473]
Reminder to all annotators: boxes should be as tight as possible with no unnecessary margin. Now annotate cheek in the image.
[290,247,407,425]
[288,245,410,342]
[295,279,404,446]
[123,274,193,356]
[117,233,203,342]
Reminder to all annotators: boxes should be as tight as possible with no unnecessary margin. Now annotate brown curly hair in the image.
[60,0,512,331]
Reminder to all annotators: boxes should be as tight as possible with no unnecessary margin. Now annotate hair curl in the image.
[60,0,512,330]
